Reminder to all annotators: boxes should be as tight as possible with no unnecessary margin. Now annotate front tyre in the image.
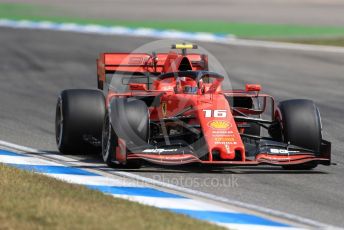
[101,110,142,169]
[102,112,117,167]
[277,99,322,170]
[102,98,148,169]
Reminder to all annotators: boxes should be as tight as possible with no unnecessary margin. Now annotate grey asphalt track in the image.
[0,27,344,227]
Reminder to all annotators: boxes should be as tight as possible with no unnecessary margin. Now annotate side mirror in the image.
[246,84,261,92]
[129,83,147,91]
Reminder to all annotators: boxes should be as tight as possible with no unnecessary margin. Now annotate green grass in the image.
[2,3,344,38]
[0,164,222,230]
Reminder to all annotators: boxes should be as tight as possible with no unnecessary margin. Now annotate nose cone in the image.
[196,95,245,161]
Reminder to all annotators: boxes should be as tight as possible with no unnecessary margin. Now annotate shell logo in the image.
[208,120,231,129]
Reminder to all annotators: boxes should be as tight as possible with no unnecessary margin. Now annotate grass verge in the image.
[0,164,222,230]
[1,3,344,39]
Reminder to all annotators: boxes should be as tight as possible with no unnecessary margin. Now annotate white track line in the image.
[1,19,344,54]
[219,223,302,230]
[0,140,339,229]
[111,195,236,212]
[0,155,62,166]
[44,173,138,187]
[223,39,344,54]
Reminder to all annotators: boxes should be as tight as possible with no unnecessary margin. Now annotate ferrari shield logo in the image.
[162,102,167,117]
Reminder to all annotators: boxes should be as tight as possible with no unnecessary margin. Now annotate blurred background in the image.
[1,0,344,45]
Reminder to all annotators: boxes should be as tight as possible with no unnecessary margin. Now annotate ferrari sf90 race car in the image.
[55,44,331,170]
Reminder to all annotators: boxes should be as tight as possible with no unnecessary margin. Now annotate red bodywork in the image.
[97,49,331,167]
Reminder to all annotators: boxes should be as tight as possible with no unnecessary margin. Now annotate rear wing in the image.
[96,52,208,89]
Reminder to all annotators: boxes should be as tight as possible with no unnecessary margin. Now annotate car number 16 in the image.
[203,110,227,118]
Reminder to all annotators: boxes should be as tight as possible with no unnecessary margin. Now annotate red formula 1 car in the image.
[55,44,331,170]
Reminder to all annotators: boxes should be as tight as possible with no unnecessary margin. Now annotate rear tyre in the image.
[277,99,322,170]
[55,89,105,154]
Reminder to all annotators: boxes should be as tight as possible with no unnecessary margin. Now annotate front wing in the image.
[123,139,331,167]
